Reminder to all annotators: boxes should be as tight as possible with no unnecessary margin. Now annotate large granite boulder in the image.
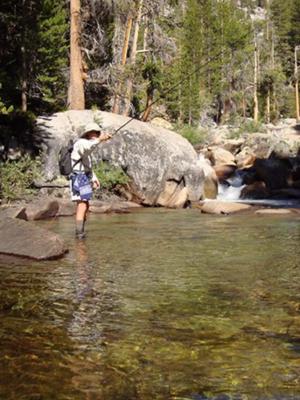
[36,110,204,207]
[0,218,68,260]
[242,132,300,159]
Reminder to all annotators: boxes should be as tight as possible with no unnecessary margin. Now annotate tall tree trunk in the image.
[141,90,153,122]
[188,75,192,126]
[122,0,143,117]
[242,96,246,118]
[68,0,85,110]
[265,0,270,123]
[112,16,133,114]
[21,44,27,112]
[266,91,271,123]
[253,38,259,122]
[21,0,27,112]
[295,46,300,121]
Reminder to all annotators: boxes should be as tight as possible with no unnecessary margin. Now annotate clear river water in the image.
[0,209,300,400]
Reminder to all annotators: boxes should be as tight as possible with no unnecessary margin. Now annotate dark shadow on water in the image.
[293,124,300,133]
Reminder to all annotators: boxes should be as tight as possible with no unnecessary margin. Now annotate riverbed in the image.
[0,209,300,399]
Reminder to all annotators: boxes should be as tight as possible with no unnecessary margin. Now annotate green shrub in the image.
[237,119,267,135]
[0,155,41,202]
[94,161,129,190]
[175,124,209,145]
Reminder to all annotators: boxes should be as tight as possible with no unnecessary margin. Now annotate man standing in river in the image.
[70,122,111,239]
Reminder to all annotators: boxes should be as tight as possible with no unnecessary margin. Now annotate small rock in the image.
[235,146,256,169]
[199,200,252,215]
[255,209,292,215]
[223,138,245,154]
[0,205,27,220]
[56,199,76,216]
[209,147,236,167]
[24,199,60,220]
[214,165,236,181]
[90,204,112,214]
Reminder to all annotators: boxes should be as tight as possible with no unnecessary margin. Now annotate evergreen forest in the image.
[0,0,300,125]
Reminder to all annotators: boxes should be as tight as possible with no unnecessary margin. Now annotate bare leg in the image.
[75,201,89,239]
[76,201,88,221]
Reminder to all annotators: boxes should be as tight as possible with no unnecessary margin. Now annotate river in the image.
[0,209,300,399]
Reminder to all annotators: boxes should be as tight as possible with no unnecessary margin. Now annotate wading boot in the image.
[75,220,86,240]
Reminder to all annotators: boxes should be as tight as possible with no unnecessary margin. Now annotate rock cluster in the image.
[199,121,300,202]
[0,198,142,260]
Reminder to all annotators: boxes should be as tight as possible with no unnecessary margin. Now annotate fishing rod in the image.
[110,26,252,135]
[111,49,225,135]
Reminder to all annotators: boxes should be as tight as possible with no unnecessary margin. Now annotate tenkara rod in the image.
[112,27,251,135]
[112,49,224,134]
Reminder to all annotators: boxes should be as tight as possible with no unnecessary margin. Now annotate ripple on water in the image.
[0,209,300,400]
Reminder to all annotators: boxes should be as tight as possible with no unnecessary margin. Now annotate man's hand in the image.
[92,179,100,190]
[99,132,112,142]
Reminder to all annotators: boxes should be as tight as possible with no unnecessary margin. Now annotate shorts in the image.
[70,173,93,202]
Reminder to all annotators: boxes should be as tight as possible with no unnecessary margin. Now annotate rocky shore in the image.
[1,113,299,261]
[197,118,300,202]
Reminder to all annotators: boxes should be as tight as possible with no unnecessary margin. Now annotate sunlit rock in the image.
[36,110,204,207]
[0,217,68,260]
[199,200,252,215]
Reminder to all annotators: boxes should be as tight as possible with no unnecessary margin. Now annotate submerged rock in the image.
[199,200,252,215]
[89,199,142,213]
[0,217,68,260]
[255,209,292,215]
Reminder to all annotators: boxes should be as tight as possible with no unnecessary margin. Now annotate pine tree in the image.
[271,0,294,75]
[0,0,68,112]
[36,0,68,109]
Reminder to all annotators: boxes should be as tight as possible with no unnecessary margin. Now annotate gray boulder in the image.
[24,198,60,220]
[0,218,68,260]
[242,132,300,159]
[36,110,204,206]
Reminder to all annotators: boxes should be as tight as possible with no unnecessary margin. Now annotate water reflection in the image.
[0,210,300,399]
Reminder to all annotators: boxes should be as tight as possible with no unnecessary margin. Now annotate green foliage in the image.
[0,0,68,113]
[0,100,13,115]
[94,161,129,190]
[0,84,13,114]
[175,125,208,146]
[36,0,68,108]
[165,0,252,124]
[237,119,267,135]
[0,155,41,201]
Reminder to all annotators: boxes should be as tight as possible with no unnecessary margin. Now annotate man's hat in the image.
[81,122,101,138]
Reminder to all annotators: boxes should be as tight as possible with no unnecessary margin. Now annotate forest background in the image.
[0,0,300,135]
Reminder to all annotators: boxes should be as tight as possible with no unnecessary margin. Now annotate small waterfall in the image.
[217,171,245,201]
[217,183,245,201]
[217,171,300,207]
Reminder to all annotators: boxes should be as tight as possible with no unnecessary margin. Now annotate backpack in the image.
[58,140,74,177]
